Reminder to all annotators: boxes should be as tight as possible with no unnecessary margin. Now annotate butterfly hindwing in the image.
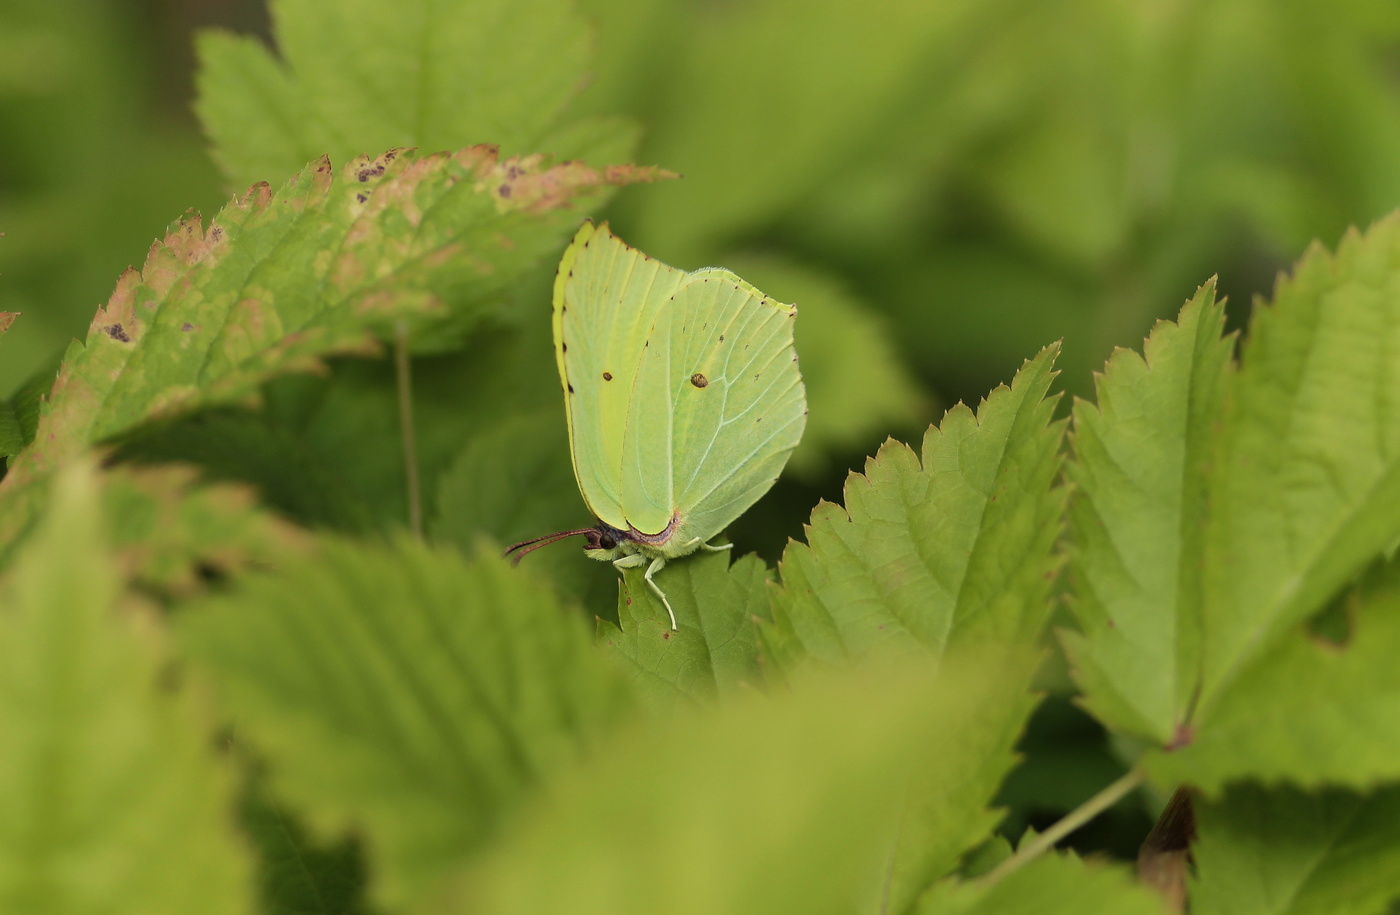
[620,270,806,550]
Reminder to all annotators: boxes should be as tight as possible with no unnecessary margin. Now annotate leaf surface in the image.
[438,651,1036,915]
[916,852,1163,915]
[1061,284,1231,742]
[197,0,614,188]
[764,345,1065,668]
[179,538,636,910]
[0,464,251,914]
[1198,216,1400,712]
[1192,785,1400,915]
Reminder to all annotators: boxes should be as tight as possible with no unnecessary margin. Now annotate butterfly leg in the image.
[611,554,678,630]
[644,556,677,630]
[699,540,734,553]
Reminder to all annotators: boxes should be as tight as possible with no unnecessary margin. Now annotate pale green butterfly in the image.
[506,221,807,629]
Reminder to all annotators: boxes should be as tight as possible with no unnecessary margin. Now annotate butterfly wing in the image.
[620,270,807,550]
[554,222,690,530]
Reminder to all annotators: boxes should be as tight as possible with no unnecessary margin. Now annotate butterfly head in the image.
[503,521,637,565]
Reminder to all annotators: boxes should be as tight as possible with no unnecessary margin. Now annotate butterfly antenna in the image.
[503,528,597,566]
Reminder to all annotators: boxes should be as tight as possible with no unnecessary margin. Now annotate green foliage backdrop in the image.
[5,0,1400,912]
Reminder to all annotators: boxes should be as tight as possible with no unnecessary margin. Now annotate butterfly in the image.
[506,222,807,629]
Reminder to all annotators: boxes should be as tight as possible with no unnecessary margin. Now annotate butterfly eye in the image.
[598,534,617,550]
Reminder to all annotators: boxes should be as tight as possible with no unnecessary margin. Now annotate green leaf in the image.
[0,463,252,913]
[178,538,636,910]
[240,774,370,915]
[102,465,311,600]
[0,314,20,458]
[0,146,665,496]
[916,852,1163,915]
[1192,784,1400,915]
[0,355,54,463]
[436,650,1035,915]
[1197,214,1400,721]
[196,0,609,189]
[623,0,986,258]
[1061,283,1232,742]
[883,652,1041,914]
[764,345,1066,669]
[1147,555,1400,790]
[599,550,773,707]
[723,255,931,480]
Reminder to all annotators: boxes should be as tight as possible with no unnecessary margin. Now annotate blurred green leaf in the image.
[197,0,622,189]
[1192,785,1400,915]
[178,538,636,910]
[0,462,252,914]
[623,0,991,259]
[240,773,370,915]
[763,345,1065,671]
[723,255,930,479]
[0,314,20,457]
[101,465,311,601]
[917,852,1163,915]
[1061,283,1232,743]
[437,651,1035,915]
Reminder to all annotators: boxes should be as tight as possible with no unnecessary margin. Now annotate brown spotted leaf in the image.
[1,146,668,494]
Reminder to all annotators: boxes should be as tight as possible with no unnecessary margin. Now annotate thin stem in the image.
[978,768,1147,886]
[395,321,422,538]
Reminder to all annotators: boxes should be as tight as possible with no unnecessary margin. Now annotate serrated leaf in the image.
[917,852,1164,915]
[0,146,665,499]
[178,538,636,910]
[1147,555,1400,790]
[436,650,1035,915]
[1191,784,1400,915]
[765,345,1066,669]
[1061,283,1232,742]
[723,255,931,479]
[598,550,772,707]
[0,463,252,914]
[1197,215,1400,713]
[196,0,608,189]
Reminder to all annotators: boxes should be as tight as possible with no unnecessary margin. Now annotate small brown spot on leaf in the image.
[602,371,613,381]
[719,335,724,342]
[498,184,512,198]
[561,342,568,352]
[662,631,671,640]
[567,383,575,394]
[356,192,367,203]
[690,373,708,388]
[181,323,194,332]
[104,324,130,343]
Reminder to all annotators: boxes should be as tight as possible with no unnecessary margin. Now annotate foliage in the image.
[4,0,1400,912]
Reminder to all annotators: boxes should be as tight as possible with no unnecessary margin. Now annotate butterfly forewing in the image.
[554,222,689,531]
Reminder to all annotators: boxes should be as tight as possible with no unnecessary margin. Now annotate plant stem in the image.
[978,768,1147,886]
[395,321,422,538]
